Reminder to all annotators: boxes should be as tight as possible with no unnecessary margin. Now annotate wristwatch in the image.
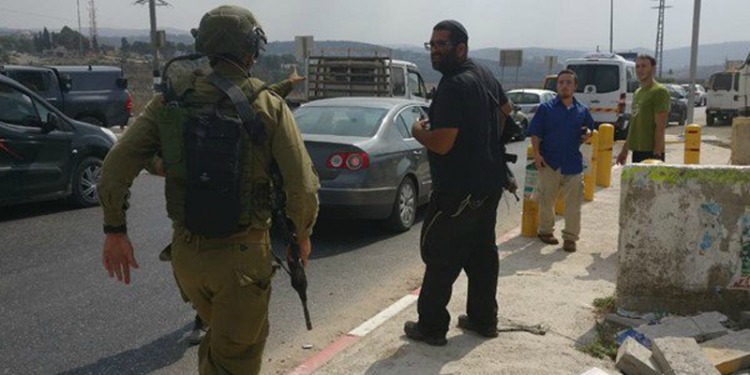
[103,224,127,234]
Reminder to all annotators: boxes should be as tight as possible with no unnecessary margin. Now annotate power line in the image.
[0,7,77,23]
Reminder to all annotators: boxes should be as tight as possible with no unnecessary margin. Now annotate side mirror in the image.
[426,87,436,100]
[60,75,72,92]
[42,112,59,133]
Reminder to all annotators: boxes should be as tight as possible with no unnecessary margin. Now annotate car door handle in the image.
[591,100,601,104]
[413,150,423,155]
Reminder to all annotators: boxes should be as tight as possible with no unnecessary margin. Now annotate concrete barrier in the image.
[616,164,750,317]
[732,117,750,165]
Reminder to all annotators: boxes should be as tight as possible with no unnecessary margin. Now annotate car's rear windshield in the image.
[294,106,387,137]
[709,73,734,91]
[568,64,620,93]
[507,92,539,105]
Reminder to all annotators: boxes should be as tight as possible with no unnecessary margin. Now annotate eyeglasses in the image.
[424,40,453,51]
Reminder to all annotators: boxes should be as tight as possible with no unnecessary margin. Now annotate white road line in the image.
[348,294,418,337]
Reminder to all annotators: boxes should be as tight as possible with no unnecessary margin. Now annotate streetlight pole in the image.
[686,0,701,125]
[610,0,614,53]
[148,0,161,89]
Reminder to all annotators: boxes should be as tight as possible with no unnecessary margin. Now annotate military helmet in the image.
[192,5,267,59]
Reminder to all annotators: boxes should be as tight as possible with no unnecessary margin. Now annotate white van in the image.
[565,53,639,139]
[706,67,749,126]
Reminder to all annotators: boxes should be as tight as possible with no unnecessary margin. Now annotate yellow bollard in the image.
[684,124,701,164]
[555,191,565,215]
[584,130,599,201]
[596,123,614,188]
[521,144,540,237]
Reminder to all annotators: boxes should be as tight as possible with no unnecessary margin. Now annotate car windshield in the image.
[568,64,620,93]
[294,106,387,137]
[709,73,734,91]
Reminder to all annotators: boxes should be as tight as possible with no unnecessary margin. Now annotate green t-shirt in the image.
[627,82,671,152]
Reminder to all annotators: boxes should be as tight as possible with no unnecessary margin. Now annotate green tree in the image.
[42,27,52,49]
[120,37,130,53]
[53,26,90,52]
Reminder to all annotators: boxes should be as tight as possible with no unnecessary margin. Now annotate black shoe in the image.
[457,314,498,338]
[403,321,447,346]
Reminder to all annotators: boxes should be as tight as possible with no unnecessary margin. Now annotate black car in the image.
[0,65,132,128]
[294,97,431,232]
[0,74,116,207]
[665,84,688,126]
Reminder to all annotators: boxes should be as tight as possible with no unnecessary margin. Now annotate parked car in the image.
[506,89,556,123]
[680,83,707,106]
[0,64,132,128]
[706,68,749,126]
[665,84,688,126]
[542,75,557,92]
[293,97,431,232]
[0,74,116,207]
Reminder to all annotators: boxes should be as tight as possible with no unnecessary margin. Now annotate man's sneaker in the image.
[403,321,447,346]
[457,314,498,338]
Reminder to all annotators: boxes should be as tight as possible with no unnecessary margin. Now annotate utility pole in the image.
[88,0,98,52]
[609,0,614,53]
[135,0,170,90]
[686,0,702,124]
[652,0,673,78]
[76,0,83,55]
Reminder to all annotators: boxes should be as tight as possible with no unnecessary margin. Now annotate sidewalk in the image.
[297,140,734,375]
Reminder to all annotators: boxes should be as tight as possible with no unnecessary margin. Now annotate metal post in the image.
[686,0,702,124]
[610,0,614,53]
[149,0,161,89]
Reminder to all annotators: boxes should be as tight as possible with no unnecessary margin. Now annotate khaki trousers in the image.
[172,227,274,375]
[537,167,583,241]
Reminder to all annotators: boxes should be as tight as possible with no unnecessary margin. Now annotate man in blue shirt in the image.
[527,69,594,252]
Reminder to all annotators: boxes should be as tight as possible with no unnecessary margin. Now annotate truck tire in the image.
[70,156,103,207]
[706,114,715,127]
[385,178,417,233]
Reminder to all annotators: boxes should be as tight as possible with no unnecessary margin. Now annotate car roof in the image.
[507,89,556,95]
[300,97,426,109]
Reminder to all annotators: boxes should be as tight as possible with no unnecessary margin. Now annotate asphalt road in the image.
[0,140,527,375]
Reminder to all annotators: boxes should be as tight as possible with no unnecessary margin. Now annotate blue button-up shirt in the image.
[527,96,595,175]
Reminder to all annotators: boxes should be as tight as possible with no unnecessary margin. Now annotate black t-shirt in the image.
[427,59,509,194]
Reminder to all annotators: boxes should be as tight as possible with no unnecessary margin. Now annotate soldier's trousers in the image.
[172,227,274,375]
[417,190,502,338]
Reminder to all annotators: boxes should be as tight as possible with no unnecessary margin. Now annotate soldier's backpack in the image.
[182,72,267,237]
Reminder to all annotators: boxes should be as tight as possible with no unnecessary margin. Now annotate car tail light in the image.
[125,91,133,113]
[617,93,626,114]
[326,151,370,171]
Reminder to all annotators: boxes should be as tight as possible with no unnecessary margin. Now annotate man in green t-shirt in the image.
[617,54,671,164]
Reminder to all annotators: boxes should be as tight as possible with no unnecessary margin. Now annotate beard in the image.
[431,51,461,74]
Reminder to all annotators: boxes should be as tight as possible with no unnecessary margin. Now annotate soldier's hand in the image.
[103,233,139,285]
[411,119,429,137]
[291,237,312,267]
[534,153,546,169]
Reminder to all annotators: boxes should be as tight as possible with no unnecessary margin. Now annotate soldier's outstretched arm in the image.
[98,96,163,285]
[269,98,320,263]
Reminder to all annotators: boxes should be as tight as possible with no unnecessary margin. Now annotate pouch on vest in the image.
[184,109,244,237]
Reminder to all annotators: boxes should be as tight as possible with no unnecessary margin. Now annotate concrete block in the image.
[579,368,612,375]
[616,337,660,375]
[653,337,721,375]
[637,312,728,343]
[701,329,750,375]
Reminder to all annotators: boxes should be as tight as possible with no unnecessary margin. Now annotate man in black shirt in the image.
[405,20,513,346]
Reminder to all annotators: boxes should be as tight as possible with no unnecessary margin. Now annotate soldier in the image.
[97,5,319,375]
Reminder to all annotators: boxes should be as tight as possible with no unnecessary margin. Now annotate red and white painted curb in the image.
[287,225,521,375]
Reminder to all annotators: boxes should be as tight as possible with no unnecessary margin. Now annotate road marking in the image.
[285,224,521,375]
[348,294,418,337]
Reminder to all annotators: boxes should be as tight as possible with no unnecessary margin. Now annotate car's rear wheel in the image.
[706,114,715,127]
[385,178,417,233]
[70,156,103,207]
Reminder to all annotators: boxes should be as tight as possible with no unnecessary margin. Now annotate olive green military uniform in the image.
[98,64,319,374]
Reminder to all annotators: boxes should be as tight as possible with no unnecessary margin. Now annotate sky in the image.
[1,0,749,51]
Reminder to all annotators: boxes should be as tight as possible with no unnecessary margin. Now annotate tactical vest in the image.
[156,71,273,236]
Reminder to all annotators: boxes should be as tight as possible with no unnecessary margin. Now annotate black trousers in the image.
[632,151,665,163]
[417,190,502,337]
